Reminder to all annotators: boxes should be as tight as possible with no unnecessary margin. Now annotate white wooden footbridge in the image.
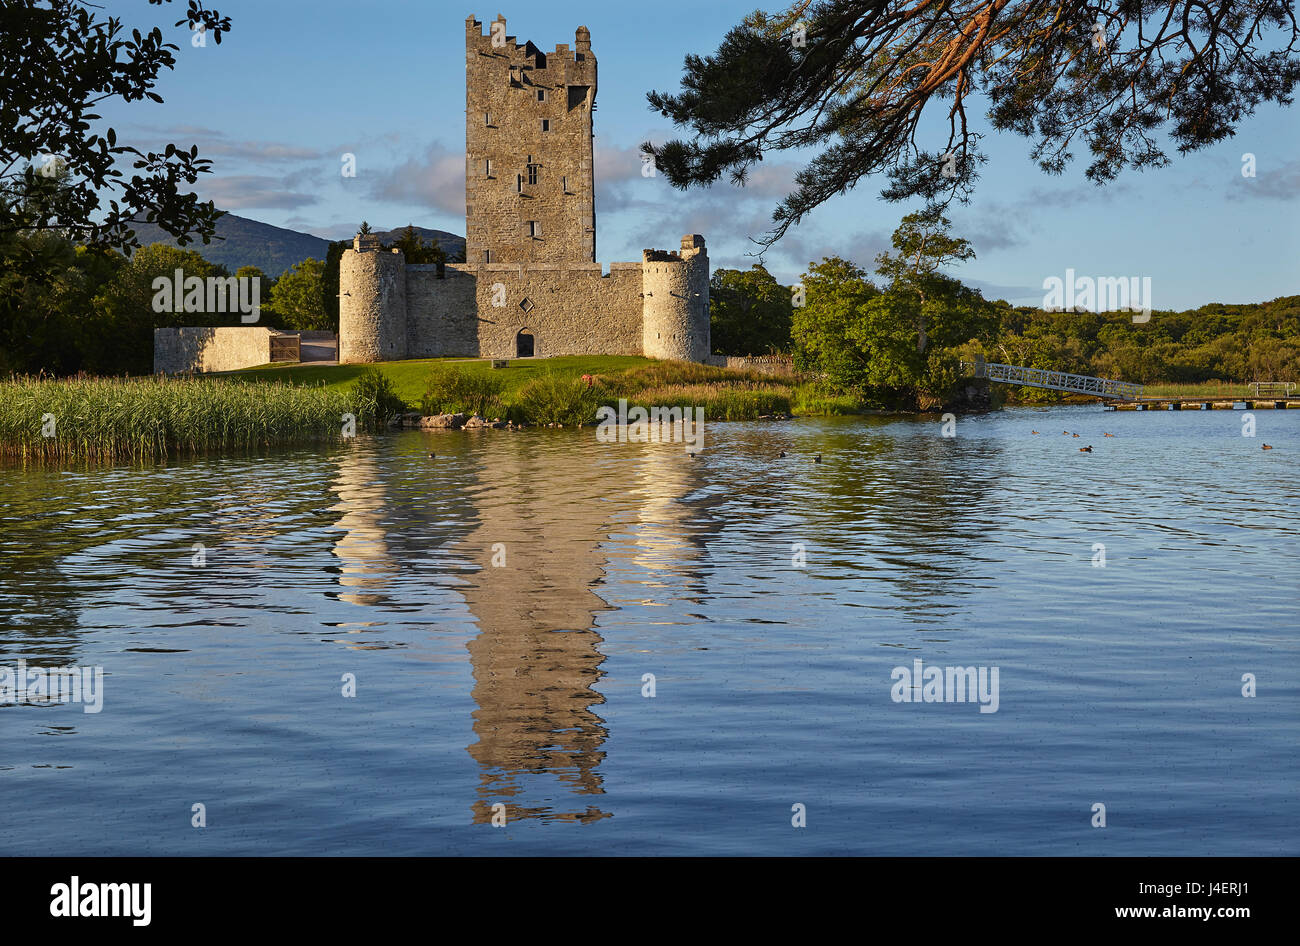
[962,356,1143,400]
[963,358,1300,410]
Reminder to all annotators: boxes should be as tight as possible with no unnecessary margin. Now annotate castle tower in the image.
[338,233,408,363]
[465,15,597,265]
[641,235,710,361]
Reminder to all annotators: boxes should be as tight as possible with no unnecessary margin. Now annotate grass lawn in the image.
[226,355,654,407]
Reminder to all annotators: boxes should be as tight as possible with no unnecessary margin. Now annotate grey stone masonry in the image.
[337,15,711,365]
[154,327,276,374]
[465,15,596,266]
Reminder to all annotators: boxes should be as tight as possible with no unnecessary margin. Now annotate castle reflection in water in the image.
[328,432,711,824]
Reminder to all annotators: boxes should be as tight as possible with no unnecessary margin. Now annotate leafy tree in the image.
[845,276,998,407]
[267,258,328,330]
[92,242,224,374]
[1,0,232,251]
[0,232,120,375]
[1249,336,1300,380]
[233,263,274,325]
[710,264,793,354]
[874,207,975,353]
[320,241,348,331]
[645,1,1300,245]
[792,214,999,408]
[790,255,878,382]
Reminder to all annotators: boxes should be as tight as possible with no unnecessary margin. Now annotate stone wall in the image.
[154,327,277,374]
[468,262,642,358]
[708,354,797,376]
[406,265,480,357]
[340,250,651,362]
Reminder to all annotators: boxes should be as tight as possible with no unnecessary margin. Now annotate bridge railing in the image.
[1249,381,1296,397]
[962,361,1143,400]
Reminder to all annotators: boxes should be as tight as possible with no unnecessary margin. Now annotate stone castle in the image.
[338,14,711,364]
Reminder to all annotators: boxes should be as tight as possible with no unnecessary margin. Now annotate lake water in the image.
[1,406,1296,855]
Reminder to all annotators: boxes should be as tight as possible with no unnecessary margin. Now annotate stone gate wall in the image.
[154,327,277,374]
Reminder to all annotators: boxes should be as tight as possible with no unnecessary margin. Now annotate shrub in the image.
[419,364,505,417]
[350,367,404,429]
[514,371,604,425]
[791,387,864,415]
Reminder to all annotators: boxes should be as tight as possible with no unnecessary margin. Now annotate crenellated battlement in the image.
[465,16,596,73]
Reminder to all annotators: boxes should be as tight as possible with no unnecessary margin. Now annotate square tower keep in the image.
[465,15,597,265]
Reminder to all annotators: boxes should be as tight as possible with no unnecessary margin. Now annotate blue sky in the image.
[97,0,1299,309]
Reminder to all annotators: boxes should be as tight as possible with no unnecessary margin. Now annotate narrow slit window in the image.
[484,158,492,177]
[537,89,546,102]
[527,221,540,238]
[540,118,550,132]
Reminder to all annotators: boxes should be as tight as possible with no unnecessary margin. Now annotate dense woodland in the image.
[0,210,440,376]
[712,262,1300,389]
[986,297,1300,386]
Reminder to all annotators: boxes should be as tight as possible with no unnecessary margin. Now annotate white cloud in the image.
[196,174,321,210]
[367,142,465,216]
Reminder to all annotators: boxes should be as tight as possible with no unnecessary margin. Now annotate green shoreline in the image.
[4,355,1211,462]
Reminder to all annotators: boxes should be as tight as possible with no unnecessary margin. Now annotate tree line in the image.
[0,175,443,376]
[712,215,1300,410]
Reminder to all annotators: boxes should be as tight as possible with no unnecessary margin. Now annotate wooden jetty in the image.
[1107,396,1300,411]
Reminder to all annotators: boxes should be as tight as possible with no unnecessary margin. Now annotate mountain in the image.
[369,225,466,263]
[126,213,466,275]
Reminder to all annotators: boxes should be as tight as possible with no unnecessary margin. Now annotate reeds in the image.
[506,373,793,424]
[624,383,792,420]
[0,374,354,461]
[603,360,780,391]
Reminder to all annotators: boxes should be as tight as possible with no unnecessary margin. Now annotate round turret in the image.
[641,235,709,362]
[339,234,408,363]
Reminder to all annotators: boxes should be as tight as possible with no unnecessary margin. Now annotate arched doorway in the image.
[516,330,535,358]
